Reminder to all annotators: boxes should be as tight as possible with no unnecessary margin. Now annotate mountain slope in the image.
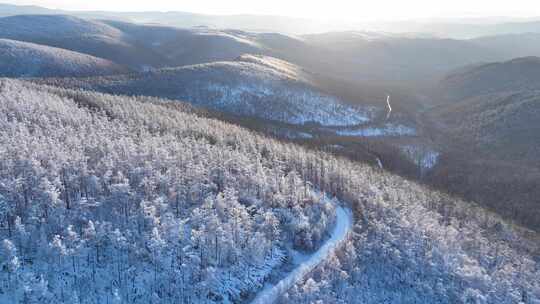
[0,39,129,77]
[433,56,540,165]
[424,58,540,230]
[100,20,265,66]
[4,14,529,91]
[0,16,417,116]
[471,33,540,59]
[300,31,502,86]
[0,14,123,40]
[438,56,540,102]
[430,90,540,162]
[6,14,536,92]
[0,79,337,303]
[0,15,272,71]
[0,79,538,303]
[0,15,170,70]
[39,55,373,126]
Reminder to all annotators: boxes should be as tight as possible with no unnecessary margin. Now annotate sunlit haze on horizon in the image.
[3,0,540,22]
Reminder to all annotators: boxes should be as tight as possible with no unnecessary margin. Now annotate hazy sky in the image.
[5,0,540,21]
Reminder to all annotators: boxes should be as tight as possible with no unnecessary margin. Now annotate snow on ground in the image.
[195,30,262,48]
[156,60,375,127]
[193,82,372,126]
[214,248,287,302]
[251,200,353,304]
[326,144,345,150]
[270,129,313,139]
[237,55,302,80]
[0,39,125,77]
[336,123,416,137]
[400,145,440,169]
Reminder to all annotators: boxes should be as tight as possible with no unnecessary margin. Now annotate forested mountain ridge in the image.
[433,57,540,161]
[437,56,540,102]
[299,32,501,86]
[0,14,123,40]
[421,57,540,230]
[0,38,130,77]
[0,14,273,71]
[99,20,266,67]
[37,55,374,126]
[0,15,177,70]
[470,33,540,61]
[430,90,540,161]
[0,79,538,303]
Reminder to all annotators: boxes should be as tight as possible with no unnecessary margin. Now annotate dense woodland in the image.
[0,79,539,303]
[0,80,336,303]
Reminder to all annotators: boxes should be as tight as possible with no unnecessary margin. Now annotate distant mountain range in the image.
[0,14,303,72]
[2,3,540,38]
[0,3,340,34]
[2,13,540,87]
[371,19,540,39]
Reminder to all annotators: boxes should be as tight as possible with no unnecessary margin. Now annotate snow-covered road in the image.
[251,203,353,304]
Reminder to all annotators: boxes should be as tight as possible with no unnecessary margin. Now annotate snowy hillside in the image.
[0,39,130,77]
[0,14,123,40]
[40,55,373,126]
[0,80,336,303]
[0,80,538,303]
[336,123,416,137]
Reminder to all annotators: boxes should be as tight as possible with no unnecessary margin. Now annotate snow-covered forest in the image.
[0,79,539,303]
[0,80,336,303]
[38,56,374,127]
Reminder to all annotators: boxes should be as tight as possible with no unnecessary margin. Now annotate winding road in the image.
[251,203,353,304]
